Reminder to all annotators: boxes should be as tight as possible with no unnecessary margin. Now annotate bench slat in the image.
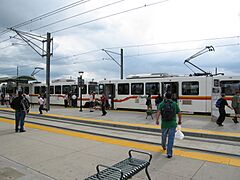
[85,150,152,180]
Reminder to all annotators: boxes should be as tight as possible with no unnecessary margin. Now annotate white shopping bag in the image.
[175,125,184,140]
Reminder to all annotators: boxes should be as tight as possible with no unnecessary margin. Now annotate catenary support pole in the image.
[121,48,123,79]
[46,32,51,111]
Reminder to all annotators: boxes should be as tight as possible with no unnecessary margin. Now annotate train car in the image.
[29,78,99,106]
[98,73,240,114]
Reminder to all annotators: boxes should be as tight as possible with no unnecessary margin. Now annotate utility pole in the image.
[46,32,51,111]
[9,28,53,111]
[16,66,19,93]
[120,48,123,80]
[102,48,124,79]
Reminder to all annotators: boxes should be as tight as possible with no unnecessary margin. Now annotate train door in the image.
[161,82,179,99]
[99,84,116,109]
[105,84,116,109]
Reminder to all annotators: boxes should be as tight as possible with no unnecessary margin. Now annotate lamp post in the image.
[78,71,84,112]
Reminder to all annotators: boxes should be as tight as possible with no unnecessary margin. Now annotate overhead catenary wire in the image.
[51,0,170,34]
[0,37,12,44]
[51,43,240,65]
[52,36,240,61]
[0,0,91,37]
[30,0,127,32]
[125,43,240,58]
[105,36,240,50]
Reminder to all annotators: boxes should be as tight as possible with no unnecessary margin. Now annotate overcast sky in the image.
[0,0,240,82]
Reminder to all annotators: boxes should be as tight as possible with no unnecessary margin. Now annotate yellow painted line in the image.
[39,113,240,137]
[0,117,240,167]
[1,107,239,137]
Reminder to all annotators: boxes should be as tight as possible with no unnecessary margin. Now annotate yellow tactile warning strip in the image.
[0,117,240,167]
[1,107,240,137]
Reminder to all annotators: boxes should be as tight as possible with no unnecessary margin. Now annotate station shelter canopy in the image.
[0,76,36,83]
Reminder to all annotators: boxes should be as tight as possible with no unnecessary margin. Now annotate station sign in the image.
[78,77,84,87]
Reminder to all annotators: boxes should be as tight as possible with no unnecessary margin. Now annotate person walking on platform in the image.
[38,95,48,114]
[146,94,152,111]
[10,91,30,132]
[231,91,240,123]
[64,93,68,108]
[156,93,182,158]
[216,94,233,126]
[89,92,95,112]
[100,93,107,116]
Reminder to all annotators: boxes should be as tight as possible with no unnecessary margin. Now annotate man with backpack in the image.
[10,91,30,132]
[156,93,182,158]
[216,94,233,126]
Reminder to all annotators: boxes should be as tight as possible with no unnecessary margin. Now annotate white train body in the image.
[29,79,99,106]
[98,74,240,114]
[1,74,239,114]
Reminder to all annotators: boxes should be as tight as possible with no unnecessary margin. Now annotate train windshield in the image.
[220,80,240,95]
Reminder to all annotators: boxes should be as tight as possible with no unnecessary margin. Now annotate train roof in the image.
[126,73,178,79]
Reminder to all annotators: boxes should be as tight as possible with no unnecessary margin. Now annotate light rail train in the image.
[1,73,240,114]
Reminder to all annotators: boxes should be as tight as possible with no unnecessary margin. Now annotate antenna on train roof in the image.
[184,46,214,76]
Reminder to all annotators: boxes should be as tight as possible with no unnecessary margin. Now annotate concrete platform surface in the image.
[0,108,240,179]
[0,105,240,180]
[2,105,239,134]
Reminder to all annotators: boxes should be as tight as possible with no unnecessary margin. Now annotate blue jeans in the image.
[161,127,176,156]
[15,110,26,131]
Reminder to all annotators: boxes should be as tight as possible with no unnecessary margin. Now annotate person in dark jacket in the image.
[10,91,30,132]
[216,94,232,126]
[100,94,107,116]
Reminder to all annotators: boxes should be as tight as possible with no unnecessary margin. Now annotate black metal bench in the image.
[85,149,152,180]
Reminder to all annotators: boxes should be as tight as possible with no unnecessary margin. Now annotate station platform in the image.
[0,105,240,180]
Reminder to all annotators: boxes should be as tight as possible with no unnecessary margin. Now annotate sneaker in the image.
[162,146,166,151]
[19,130,26,133]
[167,155,172,158]
[232,118,239,123]
[218,124,224,126]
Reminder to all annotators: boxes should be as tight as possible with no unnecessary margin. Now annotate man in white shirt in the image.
[38,95,48,114]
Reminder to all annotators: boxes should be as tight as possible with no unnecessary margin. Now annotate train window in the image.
[41,86,46,94]
[62,85,71,94]
[88,84,99,94]
[131,83,144,95]
[34,86,40,94]
[71,85,79,95]
[146,82,159,95]
[182,81,199,95]
[50,86,54,94]
[24,87,29,94]
[55,85,61,94]
[99,84,104,94]
[118,83,129,95]
[220,80,240,96]
[81,85,87,94]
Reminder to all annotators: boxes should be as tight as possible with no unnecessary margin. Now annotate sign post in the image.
[78,72,84,112]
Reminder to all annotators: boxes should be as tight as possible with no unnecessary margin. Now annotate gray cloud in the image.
[1,0,240,83]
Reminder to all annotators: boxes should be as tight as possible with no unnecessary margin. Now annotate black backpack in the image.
[161,100,175,121]
[10,98,17,110]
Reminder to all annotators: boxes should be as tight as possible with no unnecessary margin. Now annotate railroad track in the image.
[0,110,239,158]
